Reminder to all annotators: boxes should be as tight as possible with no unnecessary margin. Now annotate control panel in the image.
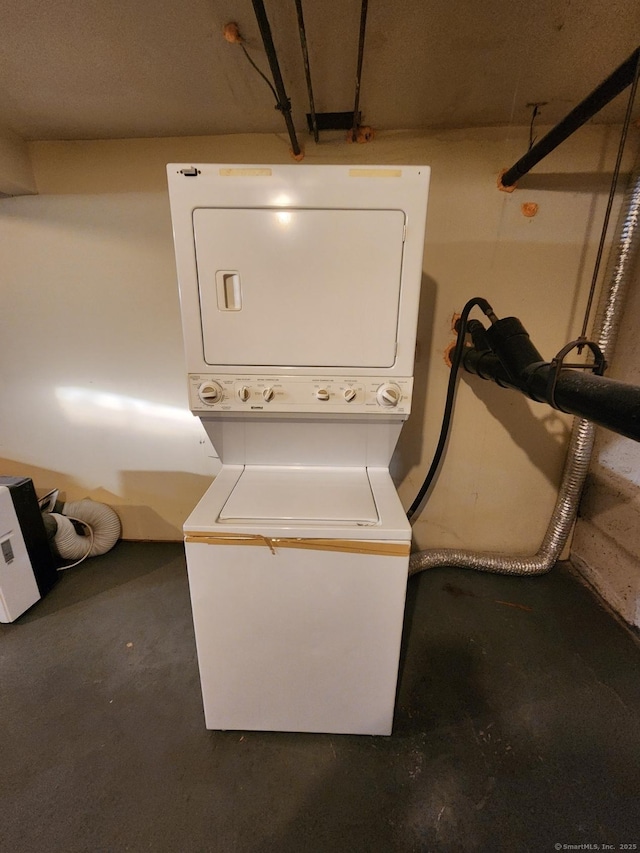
[187,375,414,415]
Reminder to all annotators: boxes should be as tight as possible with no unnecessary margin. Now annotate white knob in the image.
[316,389,330,401]
[376,384,401,407]
[344,389,357,402]
[238,385,250,402]
[197,381,223,405]
[262,387,275,402]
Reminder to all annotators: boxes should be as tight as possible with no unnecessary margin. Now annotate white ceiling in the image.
[0,0,638,142]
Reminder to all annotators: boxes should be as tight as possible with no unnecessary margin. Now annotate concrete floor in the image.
[1,542,640,852]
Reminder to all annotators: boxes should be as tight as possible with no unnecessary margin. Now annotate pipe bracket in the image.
[547,338,607,410]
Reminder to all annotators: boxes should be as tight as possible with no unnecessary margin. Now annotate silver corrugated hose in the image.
[409,152,640,577]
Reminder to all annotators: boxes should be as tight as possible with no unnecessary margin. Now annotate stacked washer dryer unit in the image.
[168,164,429,735]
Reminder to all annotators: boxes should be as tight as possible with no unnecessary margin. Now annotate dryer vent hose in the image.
[51,499,121,563]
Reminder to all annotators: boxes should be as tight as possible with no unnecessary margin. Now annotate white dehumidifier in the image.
[0,476,57,622]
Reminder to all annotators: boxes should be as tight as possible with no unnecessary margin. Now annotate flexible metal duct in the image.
[410,153,640,577]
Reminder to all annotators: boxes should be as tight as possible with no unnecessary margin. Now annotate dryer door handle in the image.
[215,271,242,311]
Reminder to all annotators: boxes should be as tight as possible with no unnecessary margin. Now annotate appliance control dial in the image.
[238,385,250,402]
[376,383,401,408]
[197,381,223,405]
[262,387,275,402]
[343,388,357,402]
[316,389,330,401]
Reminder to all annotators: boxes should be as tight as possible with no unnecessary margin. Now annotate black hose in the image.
[406,297,495,522]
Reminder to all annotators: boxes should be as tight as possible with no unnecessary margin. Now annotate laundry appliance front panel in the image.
[167,164,430,735]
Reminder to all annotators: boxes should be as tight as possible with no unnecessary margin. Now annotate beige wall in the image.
[1,127,636,546]
[0,129,37,195]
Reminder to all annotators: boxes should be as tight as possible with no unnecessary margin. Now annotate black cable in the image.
[240,43,281,107]
[406,297,496,522]
[528,104,540,151]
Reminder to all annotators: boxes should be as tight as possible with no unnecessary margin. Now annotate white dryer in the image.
[167,164,430,735]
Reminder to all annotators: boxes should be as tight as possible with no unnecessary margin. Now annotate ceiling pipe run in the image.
[250,0,302,158]
[500,46,640,189]
[410,151,640,577]
[294,0,318,144]
[350,0,368,139]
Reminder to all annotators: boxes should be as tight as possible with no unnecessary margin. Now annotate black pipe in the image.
[294,0,318,144]
[501,47,640,188]
[351,0,369,137]
[463,348,640,442]
[462,312,640,442]
[250,0,302,157]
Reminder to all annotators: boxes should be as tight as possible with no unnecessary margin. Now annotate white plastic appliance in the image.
[0,477,57,622]
[167,164,429,735]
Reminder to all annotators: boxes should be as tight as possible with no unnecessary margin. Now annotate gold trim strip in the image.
[184,533,410,558]
[348,168,402,178]
[219,168,272,177]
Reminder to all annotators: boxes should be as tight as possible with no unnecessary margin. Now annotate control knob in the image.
[316,389,330,401]
[237,385,250,402]
[344,389,357,403]
[262,387,275,402]
[376,383,401,408]
[197,381,223,405]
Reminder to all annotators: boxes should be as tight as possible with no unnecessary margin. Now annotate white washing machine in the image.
[167,164,430,735]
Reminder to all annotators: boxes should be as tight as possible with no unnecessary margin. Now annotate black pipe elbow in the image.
[484,317,545,384]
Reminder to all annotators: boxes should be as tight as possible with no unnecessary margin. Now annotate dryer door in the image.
[193,207,406,369]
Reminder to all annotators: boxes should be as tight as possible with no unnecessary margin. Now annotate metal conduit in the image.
[294,0,318,144]
[351,0,368,138]
[410,152,640,577]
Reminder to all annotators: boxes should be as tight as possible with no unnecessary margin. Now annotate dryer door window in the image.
[193,207,406,368]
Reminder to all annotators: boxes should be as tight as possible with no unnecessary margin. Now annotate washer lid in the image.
[219,466,379,525]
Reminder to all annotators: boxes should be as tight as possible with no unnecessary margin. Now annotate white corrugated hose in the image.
[51,499,121,569]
